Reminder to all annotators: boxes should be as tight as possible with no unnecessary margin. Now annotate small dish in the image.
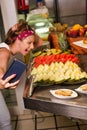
[73,40,87,49]
[50,89,78,99]
[75,84,87,94]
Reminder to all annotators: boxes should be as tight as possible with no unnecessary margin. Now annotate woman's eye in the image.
[27,42,31,45]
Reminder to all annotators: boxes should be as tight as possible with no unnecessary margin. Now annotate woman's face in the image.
[19,35,35,56]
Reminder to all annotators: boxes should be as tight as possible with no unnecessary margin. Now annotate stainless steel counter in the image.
[23,54,87,120]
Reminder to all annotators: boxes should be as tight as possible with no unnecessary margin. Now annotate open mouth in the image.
[25,49,28,52]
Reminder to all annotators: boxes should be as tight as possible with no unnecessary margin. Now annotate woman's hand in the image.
[0,74,20,89]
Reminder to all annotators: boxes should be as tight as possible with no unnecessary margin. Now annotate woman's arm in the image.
[0,48,10,75]
[0,48,19,89]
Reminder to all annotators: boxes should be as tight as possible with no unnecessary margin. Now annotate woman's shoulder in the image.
[0,42,10,58]
[0,42,10,50]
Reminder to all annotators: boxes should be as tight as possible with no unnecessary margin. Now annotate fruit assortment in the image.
[49,23,87,38]
[48,23,87,54]
[31,60,87,84]
[66,24,87,37]
[33,53,79,68]
[30,53,87,85]
[49,22,68,32]
[33,49,62,58]
[30,23,87,86]
[33,48,71,58]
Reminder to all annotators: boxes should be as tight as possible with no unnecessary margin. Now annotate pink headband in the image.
[16,30,35,40]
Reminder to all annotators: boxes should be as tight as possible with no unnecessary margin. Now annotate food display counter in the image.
[23,54,87,120]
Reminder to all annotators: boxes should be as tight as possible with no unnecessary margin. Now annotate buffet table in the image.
[23,54,87,121]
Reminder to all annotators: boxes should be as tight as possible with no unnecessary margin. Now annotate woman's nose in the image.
[30,43,34,50]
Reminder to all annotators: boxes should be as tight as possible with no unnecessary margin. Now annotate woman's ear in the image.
[34,34,43,48]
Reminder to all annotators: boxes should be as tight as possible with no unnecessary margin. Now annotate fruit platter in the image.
[30,49,87,86]
[29,23,87,87]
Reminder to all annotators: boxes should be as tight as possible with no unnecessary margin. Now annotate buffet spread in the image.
[23,23,87,120]
[29,23,87,89]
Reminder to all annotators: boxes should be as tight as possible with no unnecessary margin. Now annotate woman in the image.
[0,20,42,130]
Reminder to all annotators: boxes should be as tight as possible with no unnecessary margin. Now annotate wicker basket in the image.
[67,37,87,54]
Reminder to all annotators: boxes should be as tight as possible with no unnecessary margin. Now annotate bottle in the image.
[17,0,29,14]
[36,0,43,8]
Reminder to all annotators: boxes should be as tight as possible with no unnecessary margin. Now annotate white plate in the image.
[73,40,87,49]
[50,89,78,99]
[75,84,87,94]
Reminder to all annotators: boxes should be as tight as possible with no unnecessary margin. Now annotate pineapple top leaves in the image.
[58,33,69,51]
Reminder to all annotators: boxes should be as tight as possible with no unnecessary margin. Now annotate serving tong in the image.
[26,61,36,97]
